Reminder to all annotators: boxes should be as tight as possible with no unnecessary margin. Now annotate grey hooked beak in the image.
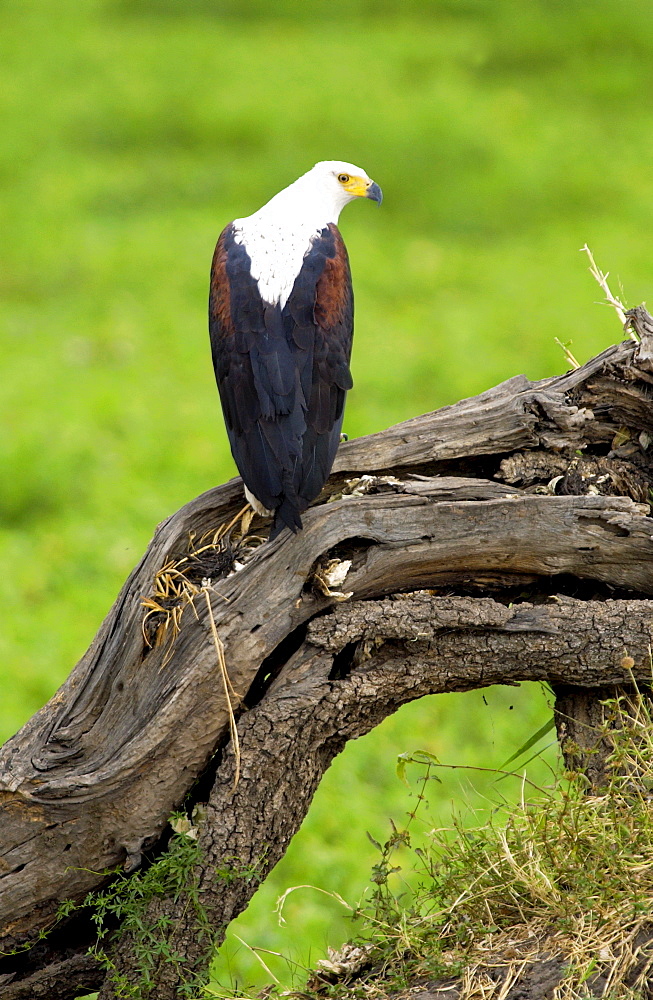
[366,181,383,205]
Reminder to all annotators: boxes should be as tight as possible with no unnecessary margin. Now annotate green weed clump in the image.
[316,695,653,1000]
[66,815,209,1000]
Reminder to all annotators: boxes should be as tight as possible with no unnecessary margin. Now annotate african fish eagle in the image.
[209,160,382,538]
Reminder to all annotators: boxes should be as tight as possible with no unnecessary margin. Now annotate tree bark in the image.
[99,594,653,997]
[2,319,653,998]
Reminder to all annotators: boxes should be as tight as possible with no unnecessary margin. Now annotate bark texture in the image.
[2,321,653,998]
[100,594,653,997]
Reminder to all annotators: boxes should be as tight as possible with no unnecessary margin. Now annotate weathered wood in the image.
[98,594,653,997]
[553,685,623,789]
[3,323,653,997]
[2,487,652,955]
[333,343,623,471]
[0,954,101,1000]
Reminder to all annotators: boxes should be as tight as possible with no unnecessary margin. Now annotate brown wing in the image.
[287,223,353,514]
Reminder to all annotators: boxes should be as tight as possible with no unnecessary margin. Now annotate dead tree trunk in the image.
[2,313,653,999]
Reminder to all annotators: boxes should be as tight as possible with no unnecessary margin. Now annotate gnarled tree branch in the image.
[2,324,653,998]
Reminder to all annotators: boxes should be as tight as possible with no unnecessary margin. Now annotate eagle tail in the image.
[269,473,304,540]
[269,501,303,540]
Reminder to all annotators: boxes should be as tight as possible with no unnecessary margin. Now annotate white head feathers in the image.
[270,160,374,219]
[232,161,377,309]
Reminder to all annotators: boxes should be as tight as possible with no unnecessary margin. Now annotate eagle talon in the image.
[244,486,273,519]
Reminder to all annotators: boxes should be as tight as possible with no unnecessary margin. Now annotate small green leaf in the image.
[396,754,410,786]
[366,831,383,851]
[496,718,556,773]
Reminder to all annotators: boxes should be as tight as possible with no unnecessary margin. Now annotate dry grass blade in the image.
[232,935,282,985]
[202,586,241,791]
[140,503,262,654]
[581,243,638,339]
[496,958,529,1000]
[553,336,580,370]
[137,505,257,778]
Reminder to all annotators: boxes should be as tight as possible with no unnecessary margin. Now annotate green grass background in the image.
[1,0,652,992]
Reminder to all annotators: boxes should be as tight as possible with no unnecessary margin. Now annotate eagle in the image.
[209,160,382,539]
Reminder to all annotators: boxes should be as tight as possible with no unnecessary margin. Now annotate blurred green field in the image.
[2,0,652,993]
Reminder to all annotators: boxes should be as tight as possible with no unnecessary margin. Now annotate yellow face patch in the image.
[338,173,370,197]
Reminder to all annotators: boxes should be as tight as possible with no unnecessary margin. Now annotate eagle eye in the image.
[338,173,350,184]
